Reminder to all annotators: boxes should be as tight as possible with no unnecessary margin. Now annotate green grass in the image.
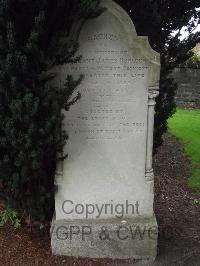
[168,109,200,191]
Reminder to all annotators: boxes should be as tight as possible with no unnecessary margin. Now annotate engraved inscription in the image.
[62,32,149,140]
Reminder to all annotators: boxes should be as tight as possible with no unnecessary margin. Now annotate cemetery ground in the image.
[0,109,200,265]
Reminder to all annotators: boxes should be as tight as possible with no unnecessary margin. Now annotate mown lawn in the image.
[168,109,200,191]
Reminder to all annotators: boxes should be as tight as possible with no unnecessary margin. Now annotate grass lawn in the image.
[168,109,200,191]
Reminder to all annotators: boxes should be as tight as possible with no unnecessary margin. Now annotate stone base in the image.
[51,215,158,260]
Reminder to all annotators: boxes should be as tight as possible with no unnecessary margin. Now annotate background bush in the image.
[180,51,200,68]
[0,0,100,222]
[117,0,200,150]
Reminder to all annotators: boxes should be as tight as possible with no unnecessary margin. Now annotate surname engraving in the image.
[87,32,118,41]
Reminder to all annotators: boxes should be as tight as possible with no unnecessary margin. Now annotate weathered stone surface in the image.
[51,216,158,260]
[52,0,160,259]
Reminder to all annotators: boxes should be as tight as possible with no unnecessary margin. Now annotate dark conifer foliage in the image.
[0,0,100,221]
[116,0,200,150]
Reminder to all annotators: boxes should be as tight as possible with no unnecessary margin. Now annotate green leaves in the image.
[0,0,101,222]
[117,0,200,151]
[0,208,21,229]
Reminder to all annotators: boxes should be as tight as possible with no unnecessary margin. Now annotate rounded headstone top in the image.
[101,0,160,67]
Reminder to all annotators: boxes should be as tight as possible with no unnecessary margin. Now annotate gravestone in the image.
[51,0,160,260]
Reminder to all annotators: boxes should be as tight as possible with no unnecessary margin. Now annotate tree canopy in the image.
[116,0,200,149]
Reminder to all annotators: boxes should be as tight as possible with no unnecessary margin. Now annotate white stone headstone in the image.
[51,0,160,260]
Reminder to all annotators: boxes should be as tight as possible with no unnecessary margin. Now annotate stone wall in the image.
[172,68,200,108]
